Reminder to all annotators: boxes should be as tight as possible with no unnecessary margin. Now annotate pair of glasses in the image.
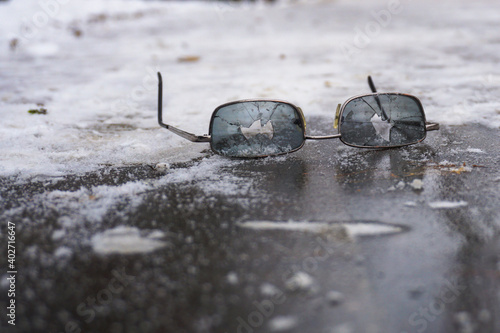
[157,73,439,158]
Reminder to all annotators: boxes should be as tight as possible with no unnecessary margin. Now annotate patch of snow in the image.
[409,179,424,190]
[154,163,170,172]
[91,226,168,255]
[0,0,499,178]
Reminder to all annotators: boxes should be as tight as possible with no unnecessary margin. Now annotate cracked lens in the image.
[211,101,304,157]
[340,94,425,147]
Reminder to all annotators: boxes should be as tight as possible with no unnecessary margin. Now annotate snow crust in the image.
[1,0,499,178]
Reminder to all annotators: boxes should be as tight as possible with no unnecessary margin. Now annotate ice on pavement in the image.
[1,0,499,178]
[428,200,469,209]
[237,220,405,238]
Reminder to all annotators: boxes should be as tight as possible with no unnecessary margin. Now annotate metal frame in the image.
[156,72,440,156]
[157,73,210,142]
[338,92,428,149]
[207,99,307,158]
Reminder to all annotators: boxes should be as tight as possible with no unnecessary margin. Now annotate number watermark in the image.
[6,221,17,326]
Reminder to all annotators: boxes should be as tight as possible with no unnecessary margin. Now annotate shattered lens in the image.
[339,94,426,148]
[210,101,305,157]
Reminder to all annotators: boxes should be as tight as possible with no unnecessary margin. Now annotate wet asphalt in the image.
[0,121,499,333]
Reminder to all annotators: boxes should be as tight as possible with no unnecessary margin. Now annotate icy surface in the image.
[428,201,469,209]
[0,0,499,178]
[237,221,404,238]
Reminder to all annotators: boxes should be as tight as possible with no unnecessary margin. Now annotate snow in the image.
[90,225,168,254]
[409,179,424,190]
[1,0,499,179]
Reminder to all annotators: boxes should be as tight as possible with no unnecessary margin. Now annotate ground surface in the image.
[1,0,500,333]
[1,123,499,333]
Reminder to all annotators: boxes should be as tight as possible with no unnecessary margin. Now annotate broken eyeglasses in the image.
[157,73,439,158]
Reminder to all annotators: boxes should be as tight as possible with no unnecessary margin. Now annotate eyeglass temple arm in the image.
[157,72,211,143]
[368,76,439,131]
[367,75,390,121]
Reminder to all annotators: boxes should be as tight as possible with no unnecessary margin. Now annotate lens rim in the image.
[338,93,428,149]
[208,99,307,158]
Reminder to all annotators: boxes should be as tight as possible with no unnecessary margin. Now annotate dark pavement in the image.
[0,121,499,333]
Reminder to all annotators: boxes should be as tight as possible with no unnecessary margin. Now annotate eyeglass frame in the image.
[157,72,439,154]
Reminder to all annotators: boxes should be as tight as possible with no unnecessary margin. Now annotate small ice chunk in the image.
[404,201,418,207]
[148,230,166,239]
[91,226,168,255]
[429,201,468,209]
[285,272,315,292]
[52,229,66,241]
[326,290,344,306]
[260,282,281,297]
[343,223,403,237]
[409,179,424,190]
[226,272,238,285]
[54,246,72,258]
[396,181,406,190]
[238,221,403,238]
[268,315,298,332]
[154,163,170,171]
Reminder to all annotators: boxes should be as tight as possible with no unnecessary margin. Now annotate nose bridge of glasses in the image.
[305,103,342,141]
